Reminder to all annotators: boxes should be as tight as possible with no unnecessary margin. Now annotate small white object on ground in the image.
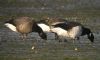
[75,48,78,51]
[32,46,35,50]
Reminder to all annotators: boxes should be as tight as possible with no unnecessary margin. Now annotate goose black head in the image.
[87,32,94,43]
[85,28,94,43]
[82,27,94,43]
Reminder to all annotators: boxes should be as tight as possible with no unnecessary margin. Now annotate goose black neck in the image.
[81,27,94,43]
[81,27,91,36]
[32,23,43,33]
[32,23,47,40]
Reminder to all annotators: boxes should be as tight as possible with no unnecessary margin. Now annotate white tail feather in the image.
[5,23,17,32]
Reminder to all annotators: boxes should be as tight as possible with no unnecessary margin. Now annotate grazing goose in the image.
[51,21,94,50]
[51,21,94,43]
[37,19,60,40]
[37,20,56,40]
[4,17,47,40]
[37,18,69,40]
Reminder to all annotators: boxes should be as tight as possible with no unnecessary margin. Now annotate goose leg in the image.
[20,34,27,40]
[23,34,27,40]
[73,39,78,51]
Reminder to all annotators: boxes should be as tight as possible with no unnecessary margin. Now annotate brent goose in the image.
[37,18,69,40]
[51,21,94,50]
[4,17,47,40]
[51,21,94,43]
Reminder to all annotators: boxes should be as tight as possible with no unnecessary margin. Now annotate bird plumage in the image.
[51,21,94,43]
[4,17,47,40]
